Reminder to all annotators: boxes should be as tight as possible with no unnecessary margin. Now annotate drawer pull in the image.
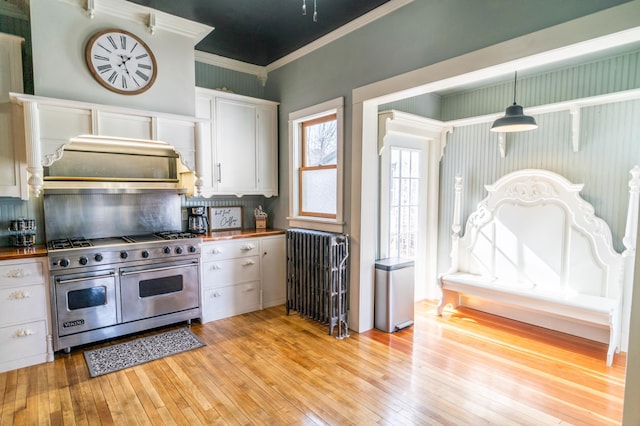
[243,287,256,292]
[5,268,30,279]
[10,290,31,299]
[15,328,34,338]
[241,244,256,251]
[211,291,222,298]
[210,248,223,255]
[209,264,222,271]
[242,260,256,266]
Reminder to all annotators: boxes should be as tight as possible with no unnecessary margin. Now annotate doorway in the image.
[378,111,448,301]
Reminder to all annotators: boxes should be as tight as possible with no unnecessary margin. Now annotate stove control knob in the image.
[188,245,197,253]
[163,246,171,254]
[120,251,128,259]
[59,258,70,268]
[79,256,88,266]
[175,246,183,254]
[94,253,103,262]
[141,250,150,258]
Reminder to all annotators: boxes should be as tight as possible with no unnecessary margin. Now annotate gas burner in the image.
[47,237,91,250]
[156,231,198,240]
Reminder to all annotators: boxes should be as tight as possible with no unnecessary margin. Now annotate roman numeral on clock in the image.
[135,70,149,82]
[97,64,113,73]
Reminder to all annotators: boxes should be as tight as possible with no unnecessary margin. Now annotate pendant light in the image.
[302,0,318,22]
[490,71,537,132]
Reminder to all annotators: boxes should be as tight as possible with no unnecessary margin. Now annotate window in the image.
[288,97,344,233]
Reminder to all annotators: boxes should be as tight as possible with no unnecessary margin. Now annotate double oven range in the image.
[49,231,201,353]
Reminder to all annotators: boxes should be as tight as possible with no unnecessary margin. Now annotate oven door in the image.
[54,269,118,337]
[119,259,200,323]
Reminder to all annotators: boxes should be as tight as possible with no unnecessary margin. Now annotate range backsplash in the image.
[43,193,182,241]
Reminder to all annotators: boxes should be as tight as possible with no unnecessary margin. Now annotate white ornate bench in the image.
[438,168,640,366]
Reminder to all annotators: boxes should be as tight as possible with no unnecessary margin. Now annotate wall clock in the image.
[85,28,157,95]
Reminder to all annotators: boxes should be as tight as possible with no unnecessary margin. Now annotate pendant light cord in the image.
[513,71,518,106]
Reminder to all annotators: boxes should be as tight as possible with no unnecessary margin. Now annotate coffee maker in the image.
[187,206,209,234]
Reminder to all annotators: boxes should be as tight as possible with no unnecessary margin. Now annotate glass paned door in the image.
[380,134,428,301]
[389,148,421,259]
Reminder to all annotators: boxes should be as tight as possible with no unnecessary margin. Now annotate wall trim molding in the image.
[56,0,213,42]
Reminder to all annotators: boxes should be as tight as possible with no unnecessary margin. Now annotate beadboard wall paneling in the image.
[437,99,640,274]
[441,49,640,120]
[195,62,265,99]
[183,195,273,230]
[0,196,44,246]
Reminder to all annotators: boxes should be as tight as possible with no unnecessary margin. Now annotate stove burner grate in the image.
[156,231,198,240]
[48,237,92,250]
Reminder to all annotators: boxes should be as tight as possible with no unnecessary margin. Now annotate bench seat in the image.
[440,273,617,320]
[436,169,639,366]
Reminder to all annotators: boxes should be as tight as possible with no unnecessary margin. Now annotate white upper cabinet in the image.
[195,88,279,198]
[0,33,27,199]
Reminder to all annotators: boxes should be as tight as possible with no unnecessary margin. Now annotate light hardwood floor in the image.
[0,301,626,425]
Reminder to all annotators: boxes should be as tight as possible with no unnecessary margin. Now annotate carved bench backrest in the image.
[457,170,624,299]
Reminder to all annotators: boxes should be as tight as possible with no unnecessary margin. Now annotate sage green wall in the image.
[263,0,632,235]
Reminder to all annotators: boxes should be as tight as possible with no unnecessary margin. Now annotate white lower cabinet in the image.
[0,257,53,373]
[201,234,285,323]
[261,235,286,308]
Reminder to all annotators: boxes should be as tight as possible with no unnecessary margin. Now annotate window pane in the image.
[401,150,411,177]
[411,151,420,178]
[304,118,337,166]
[391,148,400,178]
[301,168,337,215]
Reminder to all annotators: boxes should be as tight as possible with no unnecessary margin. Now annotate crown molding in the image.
[57,0,213,43]
[266,0,413,72]
[194,51,268,86]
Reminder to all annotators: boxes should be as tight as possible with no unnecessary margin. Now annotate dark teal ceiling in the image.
[127,0,392,66]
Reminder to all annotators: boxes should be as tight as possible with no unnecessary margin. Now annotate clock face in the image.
[85,29,157,95]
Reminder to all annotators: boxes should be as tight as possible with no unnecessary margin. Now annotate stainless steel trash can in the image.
[374,258,415,332]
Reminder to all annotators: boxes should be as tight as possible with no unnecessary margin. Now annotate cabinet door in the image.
[214,98,257,193]
[195,95,214,195]
[261,235,286,308]
[256,105,278,197]
[0,34,26,199]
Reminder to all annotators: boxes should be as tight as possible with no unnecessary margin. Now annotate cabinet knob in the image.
[242,260,256,266]
[212,291,222,298]
[241,244,256,251]
[211,248,223,254]
[10,290,31,299]
[210,264,222,270]
[5,268,29,278]
[15,328,34,338]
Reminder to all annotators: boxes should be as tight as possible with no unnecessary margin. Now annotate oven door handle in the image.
[120,261,198,277]
[56,271,116,284]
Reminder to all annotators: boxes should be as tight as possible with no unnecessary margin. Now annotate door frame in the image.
[378,110,450,301]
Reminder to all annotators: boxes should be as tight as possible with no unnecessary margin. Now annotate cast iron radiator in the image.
[286,228,350,339]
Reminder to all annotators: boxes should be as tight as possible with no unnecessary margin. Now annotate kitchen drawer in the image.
[201,281,260,323]
[0,320,48,365]
[0,284,46,327]
[201,239,260,261]
[0,260,45,287]
[202,256,259,289]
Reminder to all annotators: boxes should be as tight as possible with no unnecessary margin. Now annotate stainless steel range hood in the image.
[43,135,188,193]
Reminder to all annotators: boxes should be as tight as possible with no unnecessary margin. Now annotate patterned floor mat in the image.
[84,327,205,377]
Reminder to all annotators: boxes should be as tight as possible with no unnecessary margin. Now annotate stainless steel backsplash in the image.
[43,192,182,240]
